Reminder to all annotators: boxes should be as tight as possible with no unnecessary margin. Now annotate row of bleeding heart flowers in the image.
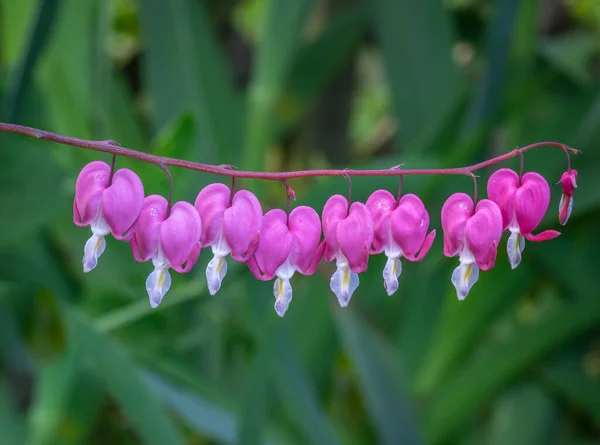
[74,160,577,316]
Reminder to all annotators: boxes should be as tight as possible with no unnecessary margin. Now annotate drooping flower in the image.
[558,169,578,226]
[129,195,201,308]
[322,195,374,307]
[366,190,436,295]
[194,183,262,295]
[73,161,144,273]
[247,206,323,317]
[441,193,503,300]
[487,168,560,269]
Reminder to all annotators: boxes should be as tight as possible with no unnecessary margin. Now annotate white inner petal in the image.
[507,229,525,270]
[275,257,296,281]
[146,266,172,308]
[82,234,106,273]
[451,259,479,301]
[383,255,402,296]
[211,231,231,257]
[330,258,359,308]
[90,210,111,236]
[206,255,228,295]
[273,277,293,317]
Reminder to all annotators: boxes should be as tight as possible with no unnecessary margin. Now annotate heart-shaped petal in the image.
[288,206,322,274]
[160,201,202,272]
[514,172,550,236]
[254,209,294,278]
[73,161,111,226]
[366,189,396,254]
[441,193,474,257]
[223,190,263,261]
[391,193,430,260]
[465,199,503,271]
[322,195,349,261]
[130,195,169,262]
[487,168,519,230]
[101,168,145,240]
[336,202,374,273]
[194,183,230,246]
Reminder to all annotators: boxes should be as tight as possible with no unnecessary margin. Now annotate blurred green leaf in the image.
[273,327,342,445]
[425,297,600,443]
[372,0,463,150]
[540,352,600,427]
[1,0,59,121]
[336,309,424,445]
[0,381,27,445]
[143,370,280,445]
[540,32,597,86]
[244,0,314,171]
[487,383,559,445]
[282,3,368,131]
[66,308,185,445]
[28,350,77,445]
[139,0,242,162]
[416,264,534,393]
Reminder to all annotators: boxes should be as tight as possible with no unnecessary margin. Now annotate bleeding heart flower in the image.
[129,196,201,308]
[194,183,262,295]
[73,161,144,273]
[366,190,436,295]
[487,168,560,269]
[558,169,577,226]
[322,195,374,307]
[441,193,503,300]
[247,207,323,317]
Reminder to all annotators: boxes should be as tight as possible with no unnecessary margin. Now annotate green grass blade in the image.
[425,297,600,443]
[139,0,242,162]
[371,0,463,151]
[336,309,424,445]
[65,308,185,445]
[487,383,559,445]
[244,0,314,171]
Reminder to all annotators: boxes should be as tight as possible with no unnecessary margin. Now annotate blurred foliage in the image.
[1,0,600,444]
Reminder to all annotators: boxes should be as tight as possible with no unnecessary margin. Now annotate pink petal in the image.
[514,172,550,236]
[441,193,474,257]
[487,168,519,230]
[523,229,560,242]
[74,161,111,226]
[194,183,230,246]
[465,199,503,271]
[223,190,263,262]
[254,209,294,277]
[391,193,430,259]
[407,230,436,262]
[558,193,572,226]
[366,189,396,254]
[130,195,169,262]
[560,170,577,196]
[160,201,202,272]
[288,206,322,274]
[322,195,349,261]
[336,202,374,273]
[101,168,145,240]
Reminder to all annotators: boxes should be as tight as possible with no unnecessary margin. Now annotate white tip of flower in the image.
[146,267,172,308]
[451,261,479,301]
[559,194,573,226]
[206,255,228,295]
[330,265,359,307]
[273,278,293,317]
[507,231,525,270]
[383,256,402,296]
[82,234,106,273]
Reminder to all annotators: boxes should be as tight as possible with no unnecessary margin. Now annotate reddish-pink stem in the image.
[0,122,580,180]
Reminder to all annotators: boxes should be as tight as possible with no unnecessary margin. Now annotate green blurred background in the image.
[1,0,600,444]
